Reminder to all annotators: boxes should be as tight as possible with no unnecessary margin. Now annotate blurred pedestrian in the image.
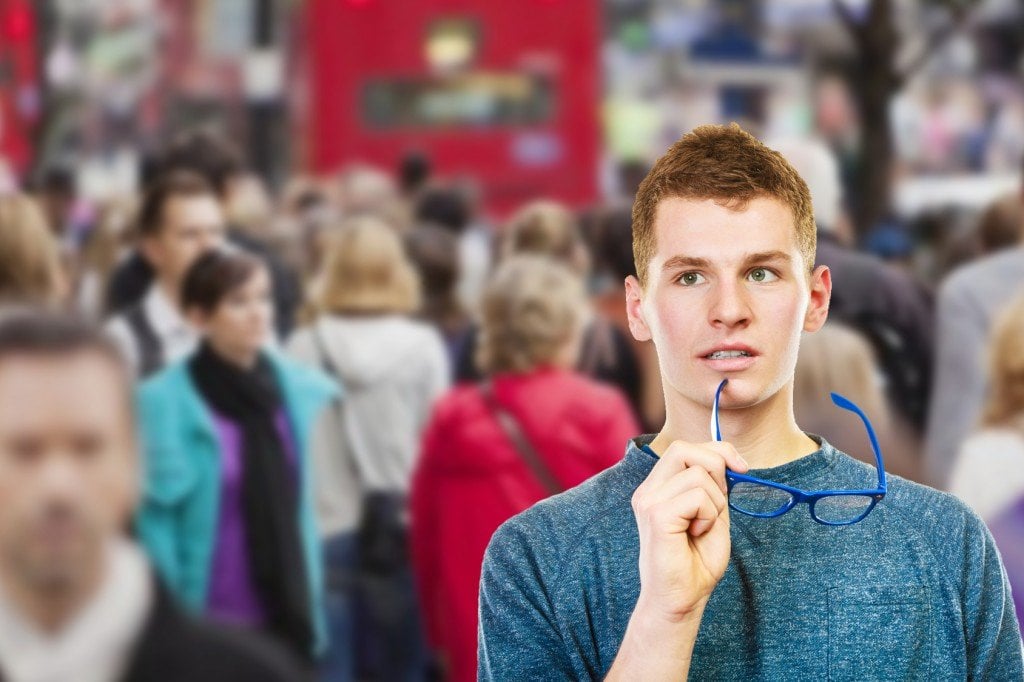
[411,255,639,682]
[794,323,919,481]
[105,130,302,338]
[31,166,76,244]
[405,224,474,378]
[924,167,1024,488]
[0,311,302,681]
[135,249,337,663]
[588,204,665,432]
[0,193,68,309]
[105,171,226,377]
[287,216,447,681]
[949,293,1024,627]
[76,198,135,319]
[454,200,642,426]
[976,192,1023,256]
[398,151,431,200]
[414,183,492,313]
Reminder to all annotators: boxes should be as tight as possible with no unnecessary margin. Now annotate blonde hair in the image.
[313,216,420,315]
[476,255,585,375]
[81,198,134,288]
[0,193,64,305]
[794,323,924,479]
[980,294,1024,429]
[502,200,589,275]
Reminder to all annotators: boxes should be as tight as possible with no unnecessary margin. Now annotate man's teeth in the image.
[707,350,751,359]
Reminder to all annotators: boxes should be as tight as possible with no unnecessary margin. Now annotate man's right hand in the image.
[606,440,749,680]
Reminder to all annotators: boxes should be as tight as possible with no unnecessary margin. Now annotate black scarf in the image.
[188,341,313,658]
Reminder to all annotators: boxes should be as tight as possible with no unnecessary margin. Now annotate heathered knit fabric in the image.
[478,435,1024,680]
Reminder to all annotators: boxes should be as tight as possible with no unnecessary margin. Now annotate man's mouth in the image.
[704,350,753,359]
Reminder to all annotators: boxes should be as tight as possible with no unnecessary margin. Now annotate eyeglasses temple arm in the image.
[829,392,887,490]
[711,379,727,442]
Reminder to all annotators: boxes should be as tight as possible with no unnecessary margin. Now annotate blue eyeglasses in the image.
[643,379,887,526]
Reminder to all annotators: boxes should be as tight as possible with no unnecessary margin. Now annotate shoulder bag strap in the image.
[311,323,366,488]
[479,380,564,496]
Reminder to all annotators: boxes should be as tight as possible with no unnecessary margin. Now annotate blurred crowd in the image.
[1,117,1024,681]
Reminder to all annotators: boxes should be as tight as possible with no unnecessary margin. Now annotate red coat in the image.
[410,367,640,682]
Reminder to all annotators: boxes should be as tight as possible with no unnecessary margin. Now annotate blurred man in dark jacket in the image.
[0,311,302,682]
[104,131,300,339]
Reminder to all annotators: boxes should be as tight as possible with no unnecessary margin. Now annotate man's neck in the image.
[0,553,107,635]
[155,277,182,313]
[649,382,819,469]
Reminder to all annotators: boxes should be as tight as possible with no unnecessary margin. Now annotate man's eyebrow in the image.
[661,255,712,270]
[742,250,793,266]
[660,251,792,271]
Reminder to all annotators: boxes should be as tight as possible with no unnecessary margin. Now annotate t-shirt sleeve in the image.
[963,515,1024,678]
[477,517,576,681]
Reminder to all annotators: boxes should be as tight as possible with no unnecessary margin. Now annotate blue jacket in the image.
[134,350,339,656]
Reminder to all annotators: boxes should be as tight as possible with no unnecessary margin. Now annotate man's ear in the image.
[625,275,652,342]
[803,265,832,333]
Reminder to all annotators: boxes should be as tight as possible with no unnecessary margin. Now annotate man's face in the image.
[625,196,831,411]
[0,353,136,593]
[143,194,226,286]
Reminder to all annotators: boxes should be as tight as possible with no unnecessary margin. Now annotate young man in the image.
[105,131,301,339]
[477,125,1024,680]
[106,171,226,377]
[0,311,299,681]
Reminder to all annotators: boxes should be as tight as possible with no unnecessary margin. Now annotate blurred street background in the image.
[1,0,1024,679]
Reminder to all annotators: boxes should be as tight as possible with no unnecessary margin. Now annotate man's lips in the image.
[697,344,759,372]
[697,343,759,359]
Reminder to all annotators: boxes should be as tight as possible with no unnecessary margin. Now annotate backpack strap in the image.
[479,380,564,496]
[124,304,163,378]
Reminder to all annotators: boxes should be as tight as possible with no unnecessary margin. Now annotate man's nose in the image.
[200,228,225,251]
[37,455,83,499]
[708,279,752,328]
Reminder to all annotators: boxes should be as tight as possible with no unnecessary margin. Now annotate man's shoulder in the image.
[125,587,304,682]
[859,458,993,559]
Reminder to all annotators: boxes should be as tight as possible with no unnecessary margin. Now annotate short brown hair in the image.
[181,249,266,314]
[632,123,815,288]
[137,170,217,237]
[0,309,133,417]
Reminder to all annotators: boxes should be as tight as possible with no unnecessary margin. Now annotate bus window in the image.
[363,73,554,129]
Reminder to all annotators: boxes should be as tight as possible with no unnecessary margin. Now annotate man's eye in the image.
[748,268,779,283]
[678,272,705,286]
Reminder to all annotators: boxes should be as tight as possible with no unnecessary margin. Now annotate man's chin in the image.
[685,374,774,409]
[19,544,97,592]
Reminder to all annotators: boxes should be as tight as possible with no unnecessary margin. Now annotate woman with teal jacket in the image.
[135,249,338,661]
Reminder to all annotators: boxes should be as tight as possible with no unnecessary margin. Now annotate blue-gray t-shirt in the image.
[478,435,1024,680]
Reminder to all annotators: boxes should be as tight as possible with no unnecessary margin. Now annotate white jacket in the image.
[286,314,450,536]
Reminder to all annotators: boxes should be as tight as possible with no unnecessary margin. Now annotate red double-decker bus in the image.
[305,0,601,217]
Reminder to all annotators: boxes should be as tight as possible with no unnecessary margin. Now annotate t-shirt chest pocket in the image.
[827,584,933,681]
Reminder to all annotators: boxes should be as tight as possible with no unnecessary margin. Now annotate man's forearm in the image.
[605,599,705,680]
